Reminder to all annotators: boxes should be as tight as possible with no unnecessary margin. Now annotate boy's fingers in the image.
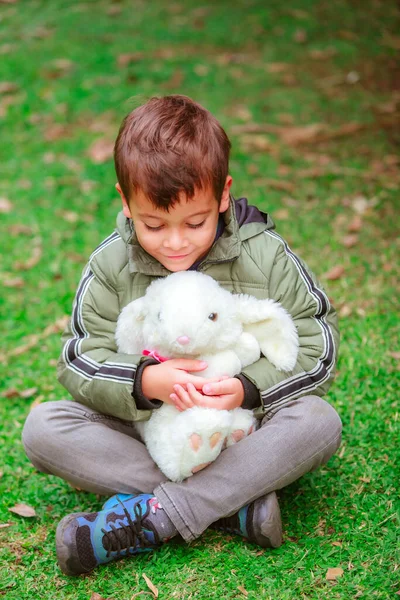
[202,380,232,395]
[170,359,208,371]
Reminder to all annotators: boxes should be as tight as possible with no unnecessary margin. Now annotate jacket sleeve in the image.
[57,261,154,422]
[241,234,339,417]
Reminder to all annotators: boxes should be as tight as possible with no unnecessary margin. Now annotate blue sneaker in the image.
[56,494,163,576]
[211,492,283,548]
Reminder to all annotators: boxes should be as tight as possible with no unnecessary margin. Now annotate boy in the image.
[22,95,342,576]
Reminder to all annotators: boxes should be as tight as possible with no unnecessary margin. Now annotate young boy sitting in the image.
[22,95,342,577]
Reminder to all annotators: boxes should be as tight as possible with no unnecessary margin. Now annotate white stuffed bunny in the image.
[116,271,299,482]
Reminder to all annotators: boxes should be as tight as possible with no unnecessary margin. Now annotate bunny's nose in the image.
[177,335,190,345]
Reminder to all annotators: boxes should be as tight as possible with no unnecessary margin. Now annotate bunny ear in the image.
[235,295,299,372]
[115,297,147,355]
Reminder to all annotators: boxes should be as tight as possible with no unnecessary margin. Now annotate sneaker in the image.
[211,491,283,548]
[56,493,162,576]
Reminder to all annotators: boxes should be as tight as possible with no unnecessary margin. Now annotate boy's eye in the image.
[144,224,163,231]
[208,313,218,321]
[188,220,205,229]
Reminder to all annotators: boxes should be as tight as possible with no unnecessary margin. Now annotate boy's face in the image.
[117,176,232,272]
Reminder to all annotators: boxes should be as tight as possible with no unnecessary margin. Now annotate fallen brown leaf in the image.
[255,178,295,193]
[238,585,249,596]
[194,64,209,76]
[389,351,400,360]
[89,594,106,600]
[0,523,13,529]
[117,52,144,67]
[52,58,74,71]
[14,244,42,271]
[339,304,352,318]
[143,573,159,598]
[0,197,13,213]
[324,265,345,281]
[266,62,290,73]
[2,387,19,399]
[30,395,44,410]
[347,215,363,232]
[19,387,38,399]
[3,277,24,288]
[294,28,307,43]
[331,541,343,547]
[3,315,69,362]
[240,134,274,153]
[9,224,34,235]
[0,81,19,94]
[342,234,359,248]
[9,503,37,518]
[309,48,337,60]
[164,68,184,90]
[274,209,290,220]
[88,138,114,164]
[326,567,344,581]
[60,210,79,223]
[44,123,69,141]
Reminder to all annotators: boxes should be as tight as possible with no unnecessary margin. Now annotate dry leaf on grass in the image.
[9,224,35,235]
[4,277,25,288]
[347,215,363,232]
[14,244,42,271]
[255,178,295,193]
[266,62,290,73]
[117,52,144,67]
[19,387,38,399]
[2,315,69,362]
[389,351,400,360]
[0,197,13,213]
[274,209,290,220]
[89,593,108,600]
[88,138,115,163]
[331,541,343,547]
[9,503,36,518]
[0,523,14,529]
[238,585,249,596]
[326,567,344,580]
[0,81,19,93]
[143,573,159,598]
[2,387,20,399]
[324,265,345,281]
[342,234,359,248]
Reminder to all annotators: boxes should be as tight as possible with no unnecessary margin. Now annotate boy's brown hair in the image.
[114,95,231,210]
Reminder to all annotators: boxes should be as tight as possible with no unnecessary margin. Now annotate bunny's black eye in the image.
[208,313,218,321]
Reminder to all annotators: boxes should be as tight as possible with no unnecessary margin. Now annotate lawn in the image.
[0,0,399,598]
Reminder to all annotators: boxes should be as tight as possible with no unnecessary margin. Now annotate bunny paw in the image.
[225,408,257,448]
[186,431,225,474]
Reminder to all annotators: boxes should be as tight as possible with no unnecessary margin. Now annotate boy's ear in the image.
[219,175,233,213]
[116,183,132,219]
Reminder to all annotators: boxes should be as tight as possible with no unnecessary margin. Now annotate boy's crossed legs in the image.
[22,397,342,575]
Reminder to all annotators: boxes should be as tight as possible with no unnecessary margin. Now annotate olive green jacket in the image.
[57,198,339,421]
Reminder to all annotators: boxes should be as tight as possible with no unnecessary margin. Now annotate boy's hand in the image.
[141,359,223,405]
[170,378,245,412]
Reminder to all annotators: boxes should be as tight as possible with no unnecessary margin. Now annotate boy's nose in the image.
[177,335,190,345]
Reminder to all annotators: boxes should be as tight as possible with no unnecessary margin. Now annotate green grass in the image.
[0,0,399,598]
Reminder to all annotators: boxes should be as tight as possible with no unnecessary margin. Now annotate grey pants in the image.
[22,396,342,542]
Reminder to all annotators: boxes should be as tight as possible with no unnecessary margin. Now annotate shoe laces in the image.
[101,501,152,557]
[212,514,241,535]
